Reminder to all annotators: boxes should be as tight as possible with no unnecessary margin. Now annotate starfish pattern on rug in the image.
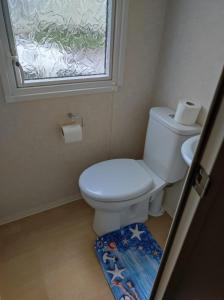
[95,223,163,300]
[130,224,145,240]
[122,238,129,246]
[107,264,125,282]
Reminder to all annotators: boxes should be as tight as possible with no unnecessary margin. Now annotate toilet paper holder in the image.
[67,113,83,127]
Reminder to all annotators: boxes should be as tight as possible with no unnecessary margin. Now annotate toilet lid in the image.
[79,159,153,202]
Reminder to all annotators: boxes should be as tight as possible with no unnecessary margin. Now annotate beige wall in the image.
[152,0,224,216]
[152,0,224,123]
[2,0,223,223]
[0,0,167,223]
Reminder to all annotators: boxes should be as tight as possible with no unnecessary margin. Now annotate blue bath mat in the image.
[95,223,163,300]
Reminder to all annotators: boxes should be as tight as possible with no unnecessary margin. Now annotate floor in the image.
[0,200,172,300]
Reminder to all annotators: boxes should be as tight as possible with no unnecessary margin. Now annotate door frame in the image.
[150,66,224,299]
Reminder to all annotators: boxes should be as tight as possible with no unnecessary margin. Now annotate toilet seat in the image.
[79,159,153,202]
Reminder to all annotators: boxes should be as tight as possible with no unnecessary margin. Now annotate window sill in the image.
[4,81,119,103]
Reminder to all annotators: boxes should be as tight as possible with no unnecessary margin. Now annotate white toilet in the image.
[79,107,201,236]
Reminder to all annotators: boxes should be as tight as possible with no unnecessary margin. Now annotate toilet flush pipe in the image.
[149,189,165,217]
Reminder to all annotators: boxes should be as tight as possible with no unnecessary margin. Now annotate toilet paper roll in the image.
[61,123,83,143]
[174,100,201,125]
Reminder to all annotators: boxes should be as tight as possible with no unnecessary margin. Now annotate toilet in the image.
[79,107,201,236]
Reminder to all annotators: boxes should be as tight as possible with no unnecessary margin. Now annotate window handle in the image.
[12,56,24,86]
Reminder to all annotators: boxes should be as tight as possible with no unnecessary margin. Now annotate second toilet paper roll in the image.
[61,124,82,144]
[174,100,201,125]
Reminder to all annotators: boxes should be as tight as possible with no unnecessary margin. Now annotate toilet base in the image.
[93,198,150,236]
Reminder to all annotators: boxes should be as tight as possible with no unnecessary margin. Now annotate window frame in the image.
[0,0,129,103]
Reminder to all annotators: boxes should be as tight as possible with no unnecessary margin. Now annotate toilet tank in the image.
[143,107,201,183]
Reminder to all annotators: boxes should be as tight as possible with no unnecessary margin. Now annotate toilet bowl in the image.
[79,107,201,236]
[79,159,166,236]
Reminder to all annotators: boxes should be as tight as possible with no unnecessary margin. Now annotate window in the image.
[0,0,128,102]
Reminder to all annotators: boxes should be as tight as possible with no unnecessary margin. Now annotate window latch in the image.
[12,56,24,86]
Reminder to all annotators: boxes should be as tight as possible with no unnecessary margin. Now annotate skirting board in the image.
[0,193,82,226]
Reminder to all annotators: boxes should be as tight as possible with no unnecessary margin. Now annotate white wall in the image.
[152,0,224,216]
[2,0,223,223]
[0,0,168,223]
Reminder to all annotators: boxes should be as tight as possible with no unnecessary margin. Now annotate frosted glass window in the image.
[0,0,128,101]
[6,0,110,83]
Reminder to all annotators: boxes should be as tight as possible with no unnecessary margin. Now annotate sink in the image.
[181,135,200,166]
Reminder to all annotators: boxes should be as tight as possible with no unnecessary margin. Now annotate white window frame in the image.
[0,0,129,103]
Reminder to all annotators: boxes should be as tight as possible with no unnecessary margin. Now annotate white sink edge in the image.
[181,135,200,167]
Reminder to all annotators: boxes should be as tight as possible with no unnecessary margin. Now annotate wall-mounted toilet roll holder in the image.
[67,113,84,127]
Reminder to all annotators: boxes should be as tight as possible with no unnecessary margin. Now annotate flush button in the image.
[169,114,175,119]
